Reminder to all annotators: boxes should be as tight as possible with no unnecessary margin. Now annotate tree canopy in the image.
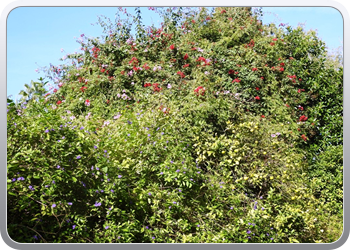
[7,7,343,243]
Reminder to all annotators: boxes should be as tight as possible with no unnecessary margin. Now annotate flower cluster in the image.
[92,47,100,58]
[177,71,186,78]
[194,86,206,96]
[299,115,308,122]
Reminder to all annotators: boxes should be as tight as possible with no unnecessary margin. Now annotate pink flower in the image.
[85,99,90,106]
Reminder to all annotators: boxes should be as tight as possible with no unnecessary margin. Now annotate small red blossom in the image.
[279,67,284,72]
[252,68,258,72]
[270,42,275,46]
[80,86,88,92]
[286,104,290,107]
[169,44,175,50]
[228,69,235,75]
[85,99,90,106]
[143,63,150,70]
[228,17,233,21]
[194,86,206,96]
[144,83,152,87]
[232,78,241,83]
[184,53,189,60]
[177,71,186,78]
[261,115,265,118]
[255,96,260,100]
[121,71,125,75]
[298,89,305,93]
[280,62,285,67]
[53,89,57,93]
[183,64,190,68]
[255,87,260,90]
[221,9,226,14]
[153,83,162,92]
[56,100,62,105]
[191,20,195,23]
[101,69,106,73]
[260,76,264,80]
[273,38,278,41]
[299,115,308,122]
[301,134,308,141]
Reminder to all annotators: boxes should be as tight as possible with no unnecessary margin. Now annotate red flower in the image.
[228,17,233,21]
[299,78,302,81]
[143,63,150,70]
[255,96,260,100]
[120,71,125,75]
[279,67,284,72]
[270,42,275,46]
[56,100,62,105]
[299,115,308,122]
[194,86,206,96]
[301,134,307,141]
[272,38,278,41]
[260,76,264,80]
[85,99,90,106]
[80,86,87,92]
[177,71,185,78]
[101,69,106,73]
[144,83,152,87]
[53,89,57,93]
[255,87,260,90]
[191,20,195,23]
[280,62,285,67]
[252,68,258,71]
[232,78,241,83]
[298,89,305,93]
[129,57,139,65]
[286,104,290,107]
[221,9,226,14]
[184,53,189,60]
[153,83,162,92]
[261,115,265,118]
[228,69,235,75]
[183,64,190,68]
[196,57,206,62]
[169,44,175,50]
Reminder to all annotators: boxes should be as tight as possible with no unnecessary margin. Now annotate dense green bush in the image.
[7,7,342,243]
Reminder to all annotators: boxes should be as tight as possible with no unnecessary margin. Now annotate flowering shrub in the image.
[7,7,342,243]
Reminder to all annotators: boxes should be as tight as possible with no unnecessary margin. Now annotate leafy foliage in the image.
[7,7,342,243]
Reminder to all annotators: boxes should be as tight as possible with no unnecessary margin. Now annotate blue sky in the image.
[7,7,343,100]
